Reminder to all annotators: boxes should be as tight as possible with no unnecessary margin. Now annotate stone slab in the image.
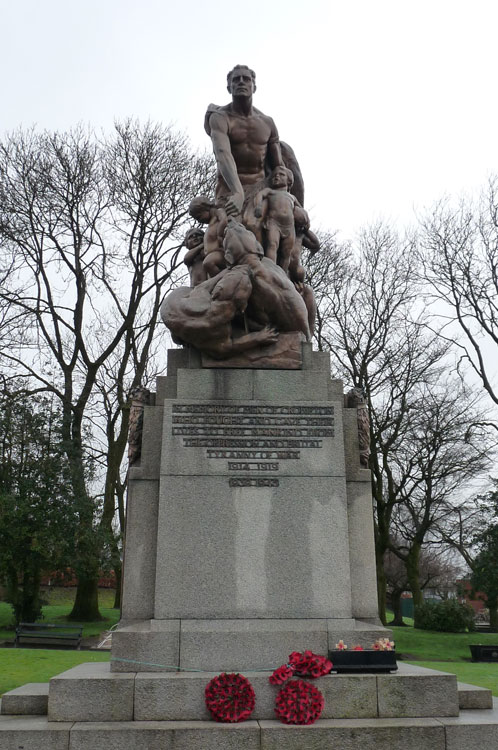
[0,715,71,750]
[457,681,494,710]
[111,620,180,672]
[377,664,459,717]
[259,717,446,749]
[154,476,352,620]
[48,662,134,721]
[69,720,260,750]
[160,398,344,478]
[346,480,381,621]
[120,479,159,621]
[443,700,498,749]
[178,619,329,671]
[0,682,48,715]
[134,671,378,721]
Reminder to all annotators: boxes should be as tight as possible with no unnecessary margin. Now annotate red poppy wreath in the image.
[205,672,255,722]
[269,650,332,684]
[274,678,324,725]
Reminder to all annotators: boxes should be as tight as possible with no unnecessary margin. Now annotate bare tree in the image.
[387,380,494,614]
[421,179,498,420]
[437,481,498,627]
[305,223,471,623]
[384,545,462,626]
[0,121,214,619]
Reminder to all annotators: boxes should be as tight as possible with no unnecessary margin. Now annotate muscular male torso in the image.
[206,104,280,200]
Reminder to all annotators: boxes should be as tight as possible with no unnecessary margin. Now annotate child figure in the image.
[253,166,310,273]
[188,196,228,277]
[183,227,207,287]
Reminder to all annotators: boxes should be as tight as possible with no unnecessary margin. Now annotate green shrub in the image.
[414,599,476,632]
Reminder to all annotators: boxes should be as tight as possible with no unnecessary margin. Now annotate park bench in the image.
[15,622,83,649]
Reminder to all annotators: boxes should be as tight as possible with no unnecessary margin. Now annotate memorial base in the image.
[110,617,390,672]
[2,663,497,749]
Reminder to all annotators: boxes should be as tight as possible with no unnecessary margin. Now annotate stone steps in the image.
[45,661,463,722]
[1,664,494,721]
[0,683,49,716]
[456,680,494,710]
[1,704,498,750]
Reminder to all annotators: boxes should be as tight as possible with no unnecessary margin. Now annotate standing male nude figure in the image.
[204,65,284,217]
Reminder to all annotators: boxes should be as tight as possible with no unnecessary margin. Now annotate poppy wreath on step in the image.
[204,672,256,722]
[269,650,332,684]
[274,678,324,725]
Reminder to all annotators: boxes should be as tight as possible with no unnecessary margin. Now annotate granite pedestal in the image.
[113,344,383,672]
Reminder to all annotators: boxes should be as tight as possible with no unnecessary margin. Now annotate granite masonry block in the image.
[69,720,260,750]
[176,368,255,400]
[111,620,180,672]
[457,682,493,710]
[252,369,330,401]
[304,347,331,372]
[320,674,378,719]
[48,663,134,721]
[134,672,278,721]
[134,673,212,721]
[154,476,352,620]
[161,402,345,476]
[156,376,177,402]
[328,378,344,398]
[347,480,382,621]
[120,479,159,621]
[136,404,163,477]
[133,671,377,721]
[0,683,48,715]
[69,721,174,750]
[0,715,71,750]
[259,717,446,750]
[444,701,498,750]
[377,665,459,717]
[179,619,328,672]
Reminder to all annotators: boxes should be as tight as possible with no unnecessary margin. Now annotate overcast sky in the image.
[2,0,497,240]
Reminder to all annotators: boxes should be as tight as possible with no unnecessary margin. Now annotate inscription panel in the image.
[170,403,335,485]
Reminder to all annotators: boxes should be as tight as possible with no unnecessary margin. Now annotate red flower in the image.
[274,679,324,725]
[287,650,332,678]
[269,664,295,685]
[352,645,364,651]
[205,673,255,722]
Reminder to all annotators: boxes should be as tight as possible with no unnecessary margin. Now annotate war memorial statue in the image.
[4,65,495,750]
[161,64,316,363]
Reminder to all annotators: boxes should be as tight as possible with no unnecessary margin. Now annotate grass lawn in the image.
[0,587,119,642]
[391,624,498,697]
[0,649,110,696]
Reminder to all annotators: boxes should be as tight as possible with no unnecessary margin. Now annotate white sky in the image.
[2,0,498,240]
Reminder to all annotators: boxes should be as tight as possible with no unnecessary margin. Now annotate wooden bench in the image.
[15,623,83,649]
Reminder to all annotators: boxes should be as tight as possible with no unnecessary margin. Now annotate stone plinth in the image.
[115,345,382,671]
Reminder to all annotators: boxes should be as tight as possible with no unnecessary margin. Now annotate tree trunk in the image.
[68,575,102,621]
[489,601,498,630]
[389,588,406,626]
[375,547,387,625]
[406,543,423,623]
[113,561,122,610]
